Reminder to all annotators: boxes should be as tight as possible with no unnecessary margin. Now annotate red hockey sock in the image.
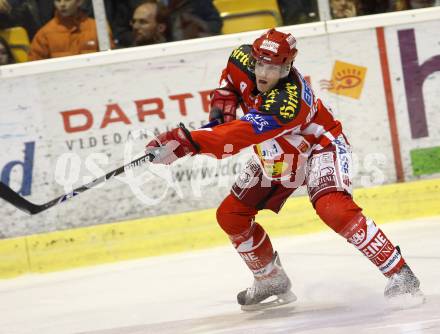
[229,222,275,276]
[342,213,405,277]
[217,194,274,277]
[315,192,405,277]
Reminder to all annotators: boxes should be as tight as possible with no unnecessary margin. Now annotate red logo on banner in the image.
[60,90,213,133]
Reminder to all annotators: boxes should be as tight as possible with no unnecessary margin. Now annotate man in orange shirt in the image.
[29,0,113,60]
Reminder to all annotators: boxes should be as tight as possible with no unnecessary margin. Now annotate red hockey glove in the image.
[145,123,200,165]
[209,89,239,124]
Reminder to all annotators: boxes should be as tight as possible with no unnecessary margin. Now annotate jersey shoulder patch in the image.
[228,44,254,77]
[260,78,302,124]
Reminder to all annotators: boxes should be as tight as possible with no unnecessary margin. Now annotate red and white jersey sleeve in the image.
[192,108,308,158]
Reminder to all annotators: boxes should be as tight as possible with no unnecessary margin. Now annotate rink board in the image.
[0,8,439,238]
[0,178,439,279]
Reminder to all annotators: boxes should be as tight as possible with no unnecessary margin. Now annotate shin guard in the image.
[229,222,275,277]
[315,193,405,277]
[341,214,405,277]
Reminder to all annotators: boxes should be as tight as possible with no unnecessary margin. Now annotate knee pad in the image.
[314,192,362,234]
[216,194,258,236]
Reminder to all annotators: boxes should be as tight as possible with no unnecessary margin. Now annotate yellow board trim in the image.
[1,178,439,279]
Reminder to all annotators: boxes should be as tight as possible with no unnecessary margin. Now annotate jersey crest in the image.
[259,79,301,124]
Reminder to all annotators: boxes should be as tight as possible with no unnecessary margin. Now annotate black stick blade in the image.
[0,182,41,215]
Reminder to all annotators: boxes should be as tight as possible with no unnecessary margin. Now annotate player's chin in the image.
[257,82,270,93]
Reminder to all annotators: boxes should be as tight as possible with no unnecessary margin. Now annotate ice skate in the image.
[384,246,423,300]
[384,263,423,298]
[237,252,297,311]
[384,260,426,308]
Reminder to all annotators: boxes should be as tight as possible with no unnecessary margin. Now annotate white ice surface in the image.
[0,217,439,334]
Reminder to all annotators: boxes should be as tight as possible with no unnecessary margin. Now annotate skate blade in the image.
[386,289,426,309]
[241,291,297,312]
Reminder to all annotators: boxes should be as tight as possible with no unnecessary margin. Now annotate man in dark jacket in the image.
[163,0,222,41]
[0,0,40,39]
[108,0,222,47]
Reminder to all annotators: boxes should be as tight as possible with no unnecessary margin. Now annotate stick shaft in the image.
[0,120,219,215]
[0,154,152,215]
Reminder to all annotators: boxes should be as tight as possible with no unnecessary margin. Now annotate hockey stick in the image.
[0,153,154,215]
[0,120,219,215]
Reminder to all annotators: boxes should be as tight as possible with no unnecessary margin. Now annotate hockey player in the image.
[145,28,423,311]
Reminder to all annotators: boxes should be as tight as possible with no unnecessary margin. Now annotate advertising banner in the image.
[385,20,440,179]
[0,12,438,237]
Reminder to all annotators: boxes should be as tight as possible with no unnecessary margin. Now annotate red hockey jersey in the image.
[191,44,343,181]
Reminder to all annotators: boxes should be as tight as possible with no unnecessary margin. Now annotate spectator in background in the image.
[385,0,437,11]
[37,0,98,26]
[109,0,222,48]
[163,0,222,41]
[29,0,113,61]
[103,0,142,48]
[334,0,437,17]
[0,35,16,65]
[330,0,359,18]
[0,0,41,39]
[131,0,168,46]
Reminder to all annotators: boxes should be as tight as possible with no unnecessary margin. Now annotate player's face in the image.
[54,0,81,17]
[255,60,282,93]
